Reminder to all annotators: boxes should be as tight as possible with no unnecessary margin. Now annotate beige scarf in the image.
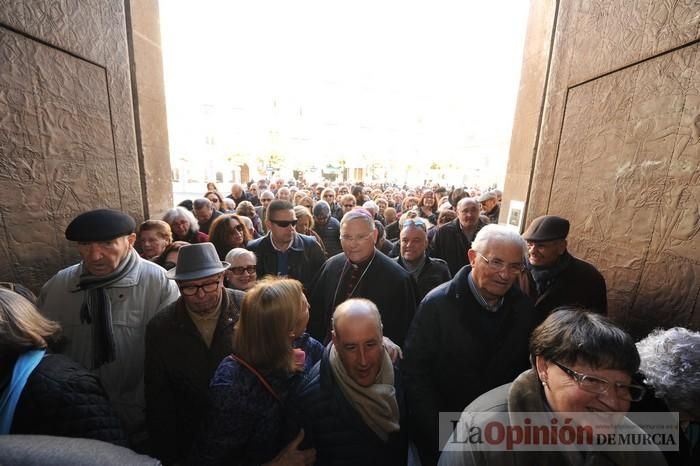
[329,344,400,442]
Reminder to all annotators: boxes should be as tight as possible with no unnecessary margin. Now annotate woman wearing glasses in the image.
[208,214,252,261]
[224,248,258,291]
[204,190,226,213]
[439,308,667,466]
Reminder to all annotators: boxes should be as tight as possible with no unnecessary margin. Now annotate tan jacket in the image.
[438,370,668,466]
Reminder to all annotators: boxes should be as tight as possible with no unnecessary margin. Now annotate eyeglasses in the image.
[269,219,298,227]
[477,252,524,274]
[179,280,220,296]
[552,361,646,402]
[343,204,355,209]
[230,265,257,275]
[402,218,427,231]
[340,232,374,243]
[207,198,220,204]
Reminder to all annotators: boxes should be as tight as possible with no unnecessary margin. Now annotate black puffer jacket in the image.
[10,352,127,446]
[293,346,408,466]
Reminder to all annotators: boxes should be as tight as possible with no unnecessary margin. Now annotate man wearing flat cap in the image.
[145,243,245,464]
[38,209,179,448]
[519,215,607,316]
[478,191,500,224]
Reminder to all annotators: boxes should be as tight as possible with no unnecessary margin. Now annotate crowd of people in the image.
[0,177,698,466]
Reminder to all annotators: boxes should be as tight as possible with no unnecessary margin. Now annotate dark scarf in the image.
[73,248,139,369]
[527,250,572,296]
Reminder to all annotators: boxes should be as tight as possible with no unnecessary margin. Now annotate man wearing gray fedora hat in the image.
[144,242,245,464]
[519,215,607,317]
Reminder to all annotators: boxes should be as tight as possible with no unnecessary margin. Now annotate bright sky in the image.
[159,0,530,184]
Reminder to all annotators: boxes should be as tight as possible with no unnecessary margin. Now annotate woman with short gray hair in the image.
[162,207,208,244]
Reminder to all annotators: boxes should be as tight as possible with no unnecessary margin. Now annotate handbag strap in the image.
[230,354,281,402]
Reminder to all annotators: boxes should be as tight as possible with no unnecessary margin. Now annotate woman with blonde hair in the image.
[190,278,322,465]
[293,205,325,255]
[0,288,126,444]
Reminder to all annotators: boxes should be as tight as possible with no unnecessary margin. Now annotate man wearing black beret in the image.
[38,208,179,449]
[518,215,607,316]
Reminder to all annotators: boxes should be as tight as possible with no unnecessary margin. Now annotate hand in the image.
[265,430,316,466]
[383,336,403,362]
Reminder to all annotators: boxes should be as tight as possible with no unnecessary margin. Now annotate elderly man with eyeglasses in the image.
[144,242,245,464]
[519,215,608,317]
[246,199,326,293]
[394,218,451,301]
[402,224,541,466]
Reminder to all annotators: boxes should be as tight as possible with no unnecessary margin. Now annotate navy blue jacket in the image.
[189,335,323,466]
[402,265,540,466]
[247,232,326,293]
[293,345,408,466]
[10,352,127,446]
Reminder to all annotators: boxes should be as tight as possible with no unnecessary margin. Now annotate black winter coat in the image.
[145,288,245,464]
[247,232,326,293]
[10,352,127,446]
[402,266,540,466]
[293,345,408,466]
[430,219,487,276]
[314,216,343,258]
[394,255,452,302]
[518,253,608,316]
[308,251,417,347]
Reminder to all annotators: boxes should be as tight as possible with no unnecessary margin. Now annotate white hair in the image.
[162,207,200,234]
[239,215,254,232]
[222,198,236,210]
[225,247,256,264]
[471,224,526,256]
[637,327,700,414]
[340,209,375,231]
[362,200,378,212]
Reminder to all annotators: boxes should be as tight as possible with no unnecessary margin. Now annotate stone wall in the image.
[504,0,700,335]
[0,1,171,292]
